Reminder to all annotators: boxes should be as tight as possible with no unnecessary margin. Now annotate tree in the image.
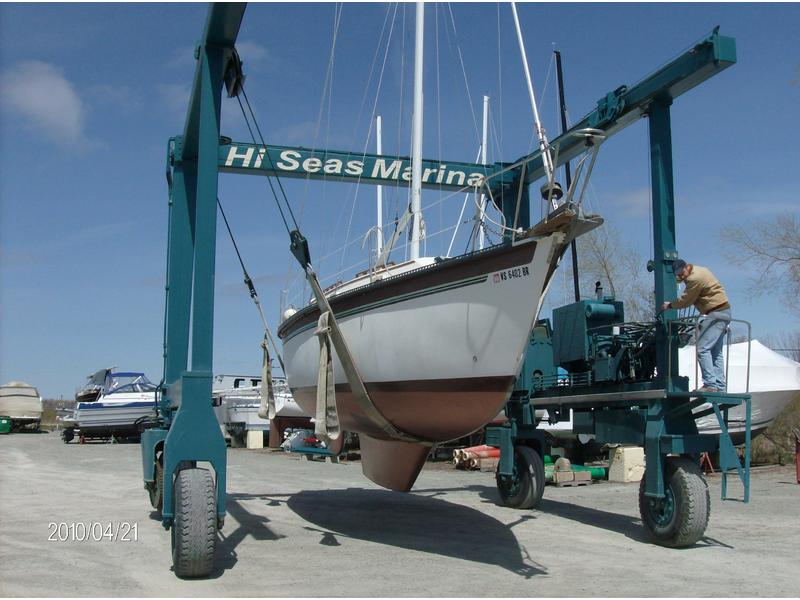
[720,212,800,319]
[546,224,654,322]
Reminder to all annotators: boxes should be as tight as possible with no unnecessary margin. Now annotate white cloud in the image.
[166,46,197,71]
[156,82,191,116]
[166,41,273,72]
[235,40,271,67]
[87,84,142,113]
[0,60,91,148]
[609,187,650,217]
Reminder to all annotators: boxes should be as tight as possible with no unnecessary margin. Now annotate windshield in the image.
[106,373,156,394]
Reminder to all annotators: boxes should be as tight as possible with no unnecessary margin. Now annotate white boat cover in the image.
[0,381,43,419]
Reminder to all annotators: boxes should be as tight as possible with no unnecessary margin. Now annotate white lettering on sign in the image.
[345,160,363,175]
[323,159,342,174]
[303,157,322,173]
[225,146,255,167]
[276,150,301,170]
[372,159,402,180]
[224,146,484,188]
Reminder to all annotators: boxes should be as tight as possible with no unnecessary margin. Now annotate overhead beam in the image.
[505,28,737,190]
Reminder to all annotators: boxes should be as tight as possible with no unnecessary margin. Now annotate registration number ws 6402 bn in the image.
[493,266,530,283]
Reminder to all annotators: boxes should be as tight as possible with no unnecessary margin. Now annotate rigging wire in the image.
[445,3,481,142]
[496,5,504,159]
[321,2,395,272]
[216,196,286,372]
[338,2,401,274]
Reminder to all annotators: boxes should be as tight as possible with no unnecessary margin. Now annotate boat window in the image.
[106,374,157,394]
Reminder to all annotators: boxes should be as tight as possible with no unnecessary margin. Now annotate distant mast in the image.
[376,115,384,257]
[479,94,489,250]
[410,1,424,260]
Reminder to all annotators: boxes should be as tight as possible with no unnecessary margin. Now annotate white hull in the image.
[0,397,42,420]
[213,380,309,430]
[0,382,43,420]
[683,341,800,437]
[278,206,599,490]
[70,393,157,431]
[283,237,557,402]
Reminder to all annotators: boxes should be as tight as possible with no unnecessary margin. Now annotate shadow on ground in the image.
[286,488,546,577]
[415,483,733,549]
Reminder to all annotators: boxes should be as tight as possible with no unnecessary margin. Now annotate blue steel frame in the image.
[143,3,743,531]
[142,3,246,528]
[488,30,745,502]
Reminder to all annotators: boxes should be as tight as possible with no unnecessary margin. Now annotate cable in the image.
[216,196,286,373]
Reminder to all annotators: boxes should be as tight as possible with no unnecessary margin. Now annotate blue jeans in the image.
[696,308,731,390]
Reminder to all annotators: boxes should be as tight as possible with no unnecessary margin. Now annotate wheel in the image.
[171,468,217,578]
[496,445,545,509]
[62,428,74,443]
[148,457,164,512]
[639,456,710,547]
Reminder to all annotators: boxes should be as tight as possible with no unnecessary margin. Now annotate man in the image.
[660,259,731,392]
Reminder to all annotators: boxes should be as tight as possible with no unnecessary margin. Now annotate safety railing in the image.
[668,312,753,502]
[667,312,752,394]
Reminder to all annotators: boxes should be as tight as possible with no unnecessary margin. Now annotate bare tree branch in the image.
[720,212,800,319]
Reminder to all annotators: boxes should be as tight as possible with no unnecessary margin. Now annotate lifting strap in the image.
[258,336,277,420]
[303,265,433,446]
[314,311,341,440]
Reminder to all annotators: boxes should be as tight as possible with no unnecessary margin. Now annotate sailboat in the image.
[277,3,602,491]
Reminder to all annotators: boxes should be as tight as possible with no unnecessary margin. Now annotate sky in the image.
[1,2,798,399]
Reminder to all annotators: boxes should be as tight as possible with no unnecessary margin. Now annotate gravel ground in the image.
[1,431,798,597]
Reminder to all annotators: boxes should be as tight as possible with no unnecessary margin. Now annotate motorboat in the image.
[212,374,309,442]
[0,381,43,431]
[63,370,158,442]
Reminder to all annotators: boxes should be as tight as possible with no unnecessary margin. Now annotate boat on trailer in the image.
[63,370,158,442]
[0,381,43,432]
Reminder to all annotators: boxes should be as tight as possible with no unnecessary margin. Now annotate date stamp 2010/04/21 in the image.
[47,522,138,542]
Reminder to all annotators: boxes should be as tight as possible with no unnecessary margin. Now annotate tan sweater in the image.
[671,265,730,314]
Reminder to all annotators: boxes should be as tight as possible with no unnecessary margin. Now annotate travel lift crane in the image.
[141,3,750,577]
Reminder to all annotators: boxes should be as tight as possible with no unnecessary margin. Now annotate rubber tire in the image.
[496,445,545,509]
[62,429,74,443]
[639,456,710,548]
[148,459,164,512]
[172,468,217,578]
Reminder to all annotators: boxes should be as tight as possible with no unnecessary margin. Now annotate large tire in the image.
[172,468,217,578]
[148,458,164,512]
[62,428,74,443]
[496,445,545,509]
[639,456,710,548]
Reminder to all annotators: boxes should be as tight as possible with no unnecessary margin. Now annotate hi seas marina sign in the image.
[219,142,496,192]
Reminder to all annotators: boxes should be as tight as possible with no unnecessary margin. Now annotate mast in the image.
[410,1,424,260]
[478,95,489,250]
[510,3,555,192]
[555,50,580,302]
[376,115,384,257]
